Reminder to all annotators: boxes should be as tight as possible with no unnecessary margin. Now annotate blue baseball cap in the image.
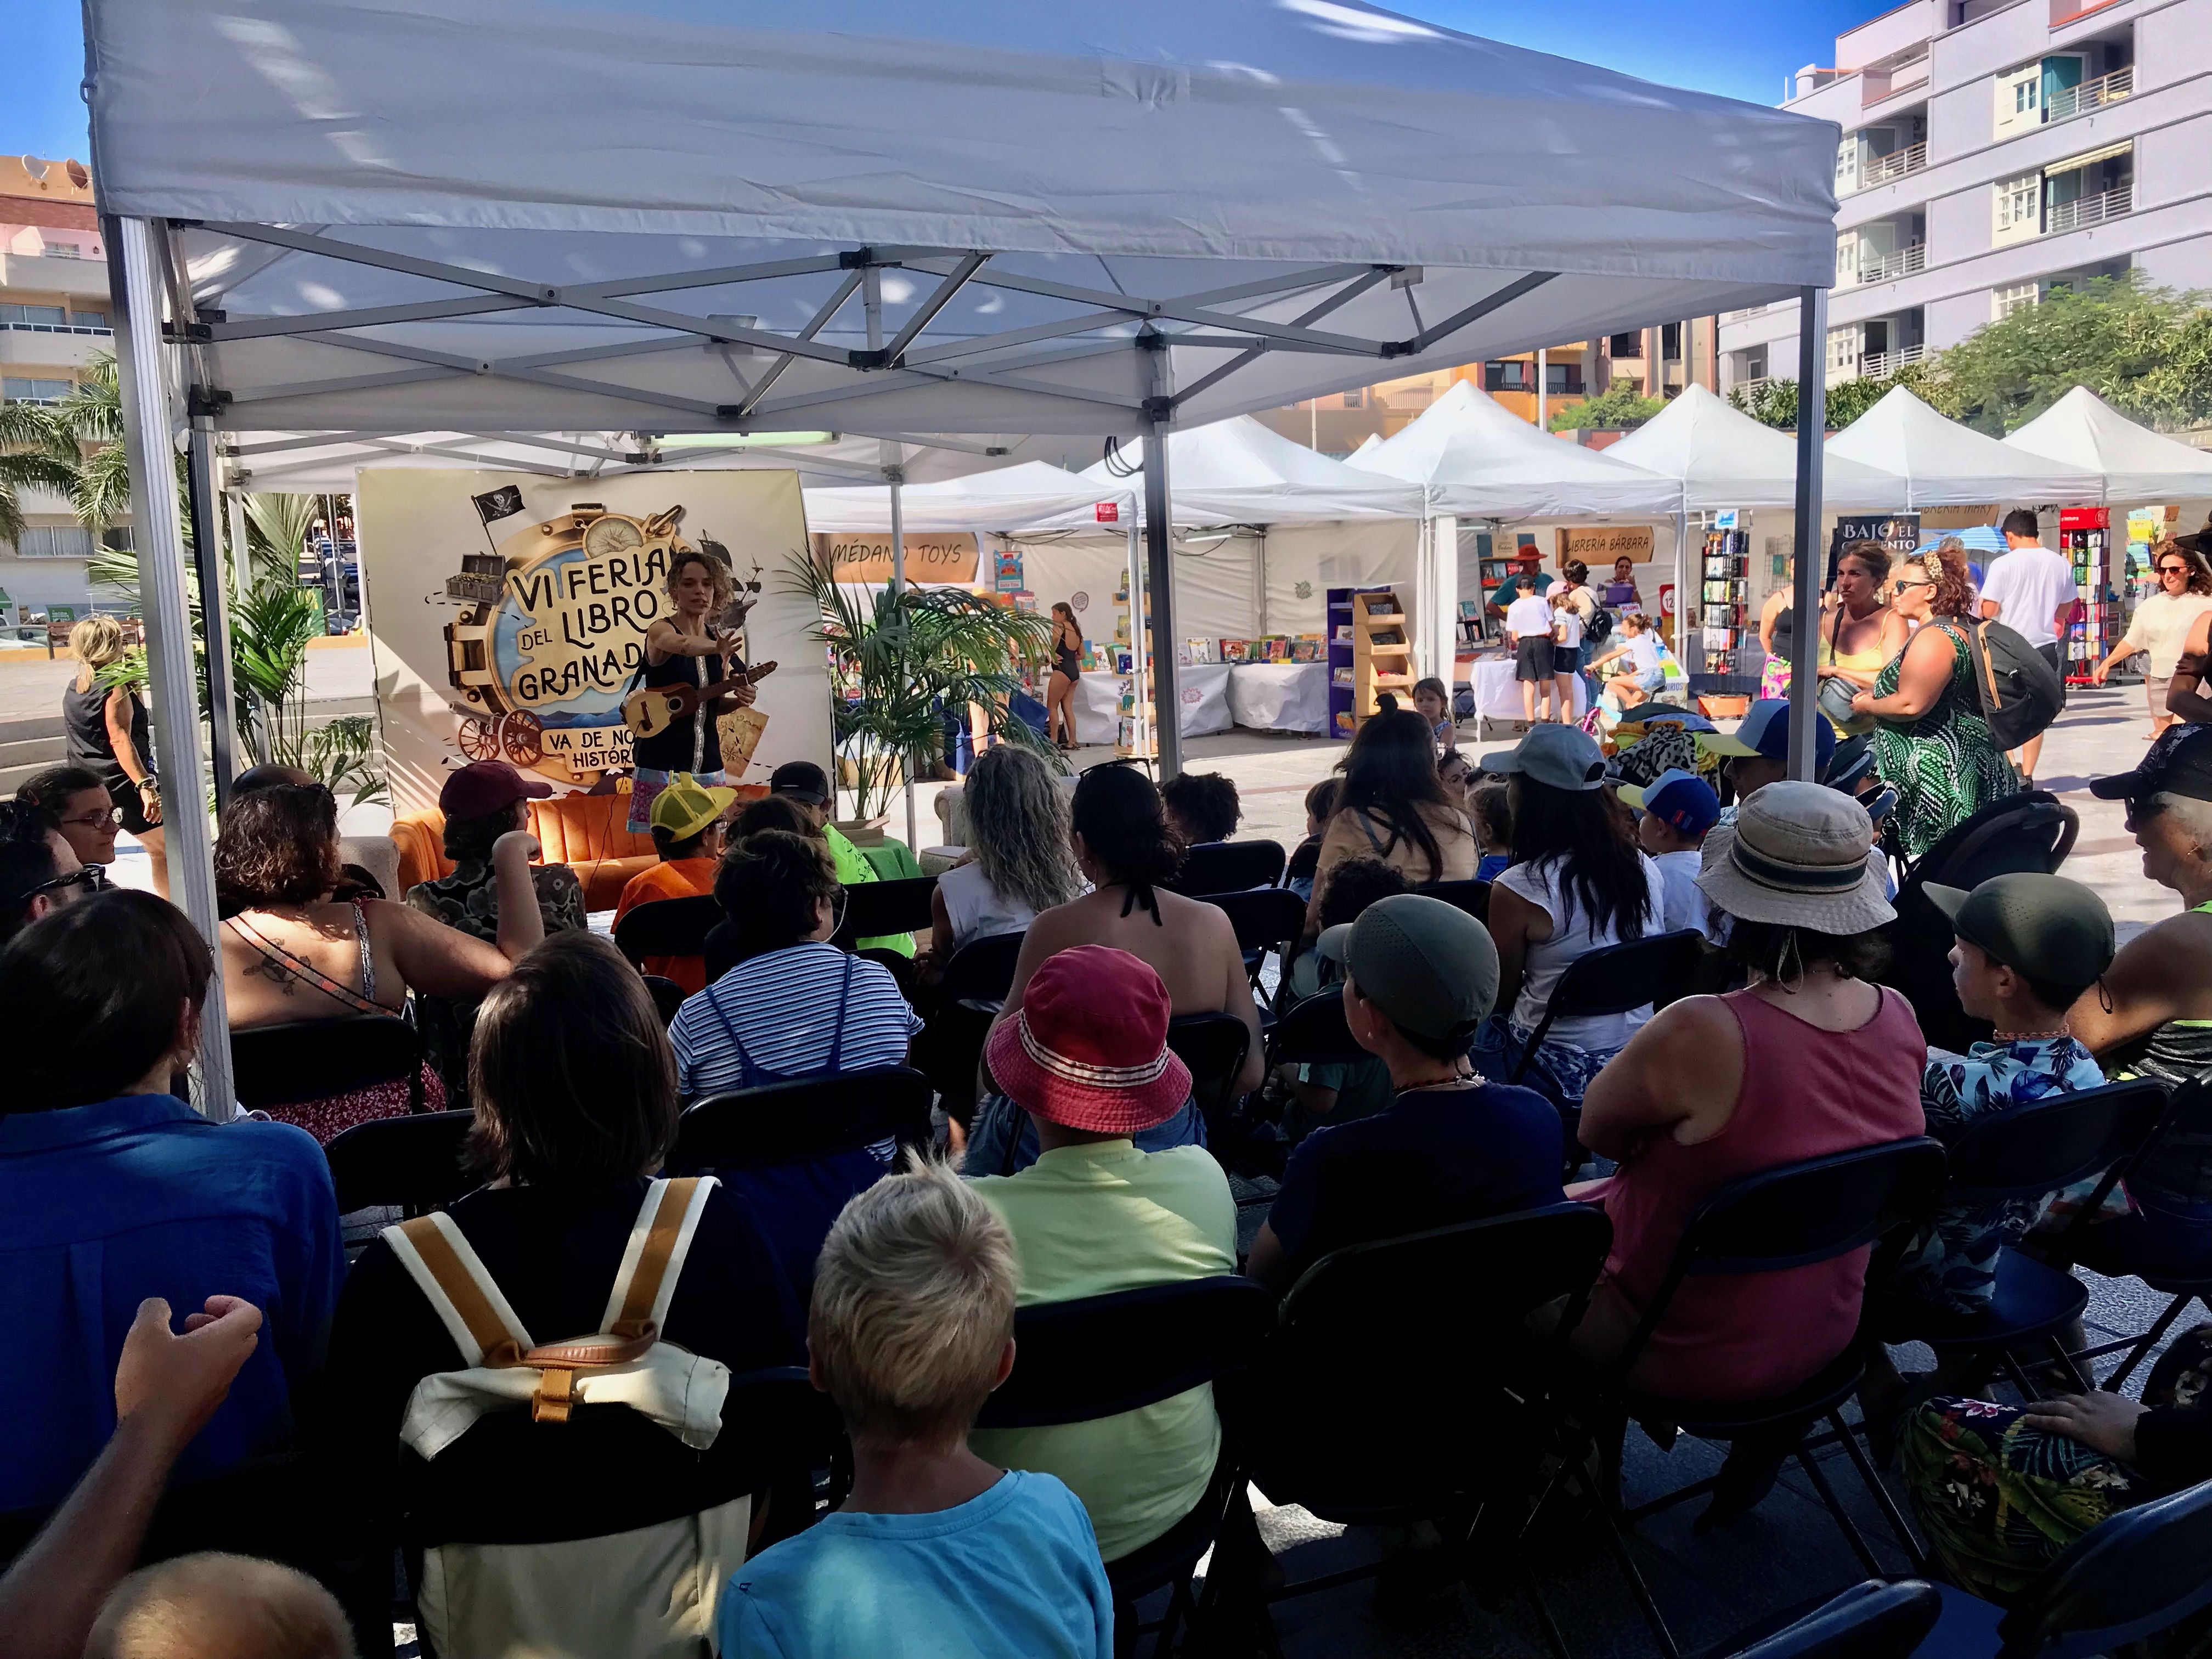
[1698,699,1837,770]
[1618,768,1721,836]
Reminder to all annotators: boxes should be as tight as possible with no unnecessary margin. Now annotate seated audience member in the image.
[17,762,123,883]
[1284,777,1339,901]
[0,1295,267,1659]
[218,783,545,1141]
[1269,861,1406,1138]
[1249,894,1565,1291]
[1569,784,1923,1409]
[719,1160,1113,1659]
[927,744,1082,961]
[88,1554,355,1659]
[1161,770,1243,848]
[970,765,1262,1175]
[1412,675,1458,753]
[730,792,817,845]
[2064,730,2212,1268]
[769,761,913,958]
[1470,781,1513,884]
[1619,768,1721,938]
[613,774,736,995]
[1475,724,1664,1107]
[0,893,343,1520]
[1699,699,1836,822]
[1310,708,1479,925]
[969,948,1237,1564]
[673,831,921,1274]
[322,934,801,1640]
[1903,1325,2212,1603]
[1,798,93,946]
[229,765,383,900]
[1438,748,1476,807]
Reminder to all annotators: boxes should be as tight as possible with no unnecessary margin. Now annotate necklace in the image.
[1401,1070,1483,1092]
[1993,1026,2070,1042]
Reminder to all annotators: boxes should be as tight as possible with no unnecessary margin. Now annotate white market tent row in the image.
[1826,387,2101,509]
[2002,387,2212,508]
[1049,416,1425,527]
[83,0,1847,1107]
[803,461,1123,534]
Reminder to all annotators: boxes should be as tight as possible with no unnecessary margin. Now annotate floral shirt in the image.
[1893,1036,2108,1314]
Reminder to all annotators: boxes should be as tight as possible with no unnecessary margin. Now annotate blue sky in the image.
[10,0,1872,165]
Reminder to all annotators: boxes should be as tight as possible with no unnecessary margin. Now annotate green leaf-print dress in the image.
[1871,622,2021,859]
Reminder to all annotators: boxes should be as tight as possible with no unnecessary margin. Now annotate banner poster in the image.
[1829,511,1921,588]
[357,469,830,815]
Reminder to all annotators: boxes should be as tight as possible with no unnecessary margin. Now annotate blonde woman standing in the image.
[62,616,165,898]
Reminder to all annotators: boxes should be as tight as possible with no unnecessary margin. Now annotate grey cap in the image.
[1925,873,2115,994]
[1479,722,1606,792]
[1341,893,1500,1042]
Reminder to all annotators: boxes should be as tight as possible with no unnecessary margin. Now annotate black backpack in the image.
[1963,619,2065,751]
[1584,605,1614,648]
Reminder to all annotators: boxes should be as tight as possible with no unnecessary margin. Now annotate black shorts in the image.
[105,772,159,836]
[2038,641,2064,678]
[1552,644,1581,675]
[1514,637,1553,682]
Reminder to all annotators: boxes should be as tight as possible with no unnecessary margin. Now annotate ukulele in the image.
[622,661,778,741]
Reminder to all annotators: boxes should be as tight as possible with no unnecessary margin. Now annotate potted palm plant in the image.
[787,551,1060,830]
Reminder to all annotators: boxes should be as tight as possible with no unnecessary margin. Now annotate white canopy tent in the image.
[1042,417,1425,527]
[1826,387,2101,509]
[2001,388,2212,507]
[1602,383,1906,511]
[804,461,1121,533]
[84,0,1843,1107]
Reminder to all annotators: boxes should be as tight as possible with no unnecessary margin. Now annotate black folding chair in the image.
[1248,1204,1615,1658]
[231,1016,426,1116]
[1869,1080,2165,1398]
[640,974,687,1026]
[915,931,1026,1111]
[1418,877,1492,923]
[324,1110,477,1216]
[1262,990,1367,1070]
[612,894,720,969]
[1166,1012,1252,1133]
[668,1065,935,1173]
[1912,1477,2212,1659]
[1714,1581,1942,1659]
[1203,887,1308,992]
[831,874,939,948]
[974,1277,1277,1659]
[1584,1140,1949,1659]
[1169,839,1287,898]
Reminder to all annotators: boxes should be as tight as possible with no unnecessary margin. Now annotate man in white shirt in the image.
[1976,509,2076,783]
[1505,585,1559,724]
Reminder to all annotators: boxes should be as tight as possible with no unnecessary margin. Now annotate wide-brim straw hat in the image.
[1695,781,1894,934]
[984,945,1192,1135]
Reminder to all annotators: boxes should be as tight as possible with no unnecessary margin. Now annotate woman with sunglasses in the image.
[2098,539,2212,738]
[1851,540,2020,859]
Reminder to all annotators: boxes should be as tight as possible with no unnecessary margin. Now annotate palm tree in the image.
[0,399,81,546]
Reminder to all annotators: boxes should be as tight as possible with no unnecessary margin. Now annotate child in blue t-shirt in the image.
[718,1162,1111,1659]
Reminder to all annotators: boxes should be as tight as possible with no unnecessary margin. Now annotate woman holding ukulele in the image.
[627,549,758,833]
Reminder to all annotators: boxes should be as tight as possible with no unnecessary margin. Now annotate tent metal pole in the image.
[227,491,251,603]
[1673,509,1689,679]
[1126,517,1148,733]
[109,215,234,1115]
[1537,349,1549,430]
[1142,334,1182,779]
[1787,285,1829,783]
[187,418,240,803]
[883,450,915,851]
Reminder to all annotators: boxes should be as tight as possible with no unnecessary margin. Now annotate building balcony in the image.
[2045,183,2132,234]
[1862,343,1926,379]
[2045,65,2132,123]
[1863,56,1930,107]
[1857,244,1927,283]
[1854,142,1928,192]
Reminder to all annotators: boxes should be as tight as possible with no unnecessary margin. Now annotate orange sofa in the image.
[391,793,659,912]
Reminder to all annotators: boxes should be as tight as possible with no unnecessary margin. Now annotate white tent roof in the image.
[2001,388,2212,507]
[1346,379,1680,519]
[1826,387,2100,509]
[804,461,1126,532]
[1600,383,1905,510]
[1030,415,1424,526]
[86,0,1841,444]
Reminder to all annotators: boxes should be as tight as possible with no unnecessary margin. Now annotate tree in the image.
[1726,360,1954,431]
[1549,377,1664,432]
[1931,273,2212,433]
[0,401,78,545]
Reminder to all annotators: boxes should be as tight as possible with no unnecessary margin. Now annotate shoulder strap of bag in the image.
[1960,618,2002,709]
[384,1212,534,1367]
[600,1176,717,1341]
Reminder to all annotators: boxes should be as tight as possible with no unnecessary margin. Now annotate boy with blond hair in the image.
[718,1159,1112,1658]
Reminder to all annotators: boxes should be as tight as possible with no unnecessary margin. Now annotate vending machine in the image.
[2059,507,2112,686]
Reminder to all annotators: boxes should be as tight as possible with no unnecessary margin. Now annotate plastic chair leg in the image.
[1791,1441,1884,1579]
[1828,1410,1929,1577]
[2098,1294,2198,1395]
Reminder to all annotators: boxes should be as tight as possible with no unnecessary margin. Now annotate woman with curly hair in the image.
[1853,540,2021,859]
[216,783,544,1140]
[928,744,1083,957]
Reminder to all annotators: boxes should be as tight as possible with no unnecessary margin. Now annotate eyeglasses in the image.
[25,865,101,899]
[2125,797,2168,831]
[58,805,125,830]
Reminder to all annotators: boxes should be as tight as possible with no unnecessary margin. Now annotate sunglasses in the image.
[2125,797,2169,831]
[2159,564,2191,576]
[26,865,103,899]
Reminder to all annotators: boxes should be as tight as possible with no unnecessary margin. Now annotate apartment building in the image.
[1722,0,2212,396]
[1255,318,1720,456]
[1,153,121,623]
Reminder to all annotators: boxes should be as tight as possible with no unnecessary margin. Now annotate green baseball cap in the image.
[1924,873,2115,993]
[1326,893,1499,1043]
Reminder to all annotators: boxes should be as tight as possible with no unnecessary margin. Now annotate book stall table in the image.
[1227,662,1331,734]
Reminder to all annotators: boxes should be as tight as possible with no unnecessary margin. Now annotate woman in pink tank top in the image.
[1571,783,1927,1403]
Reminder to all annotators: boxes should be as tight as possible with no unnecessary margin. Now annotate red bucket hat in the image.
[984,946,1193,1135]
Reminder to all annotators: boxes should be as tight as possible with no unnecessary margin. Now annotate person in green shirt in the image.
[1486,550,1554,619]
[767,761,916,958]
[967,944,1237,1562]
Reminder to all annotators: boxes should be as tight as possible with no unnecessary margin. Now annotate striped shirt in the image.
[670,942,920,1102]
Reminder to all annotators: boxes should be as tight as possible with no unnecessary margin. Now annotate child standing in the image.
[1619,768,1720,937]
[718,1160,1113,1659]
[1549,588,1586,726]
[1412,676,1457,753]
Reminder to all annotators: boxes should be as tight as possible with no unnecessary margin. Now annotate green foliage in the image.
[1934,274,2212,434]
[297,714,389,809]
[241,494,321,589]
[787,551,1058,819]
[0,400,79,545]
[1549,377,1664,431]
[1726,360,1954,431]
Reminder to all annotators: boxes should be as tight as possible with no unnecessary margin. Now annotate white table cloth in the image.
[1468,656,1589,740]
[1227,662,1330,734]
[1075,664,1233,740]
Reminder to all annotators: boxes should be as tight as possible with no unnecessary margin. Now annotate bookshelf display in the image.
[2061,507,2113,687]
[1326,584,1407,738]
[1693,528,1753,680]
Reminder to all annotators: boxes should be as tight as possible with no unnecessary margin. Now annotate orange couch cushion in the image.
[389,794,660,913]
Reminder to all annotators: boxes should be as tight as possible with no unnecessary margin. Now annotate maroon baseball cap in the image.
[439,759,553,819]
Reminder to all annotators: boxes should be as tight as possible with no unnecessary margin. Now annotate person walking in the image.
[1045,602,1084,749]
[1976,510,2076,786]
[2092,539,2212,740]
[60,617,165,899]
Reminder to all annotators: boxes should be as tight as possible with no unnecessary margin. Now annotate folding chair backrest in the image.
[1169,839,1288,897]
[1721,1581,1941,1659]
[1677,1137,1948,1278]
[1539,929,1707,1025]
[324,1110,476,1215]
[2004,1477,2212,1659]
[612,895,720,967]
[231,1016,424,1112]
[1166,1012,1251,1127]
[1202,888,1308,958]
[669,1065,934,1172]
[832,875,939,947]
[1283,1203,1613,1336]
[1940,1080,2166,1206]
[1417,878,1491,923]
[974,1277,1276,1430]
[939,930,1026,1005]
[640,975,686,1026]
[1902,789,2079,896]
[1263,990,1367,1069]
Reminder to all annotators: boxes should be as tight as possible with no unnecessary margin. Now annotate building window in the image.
[39,241,83,259]
[2015,80,2038,112]
[15,526,95,559]
[1661,323,1683,360]
[1483,360,1530,392]
[0,304,69,326]
[1996,173,2040,232]
[1,378,73,404]
[1545,362,1583,395]
[1608,331,1643,358]
[1994,281,2042,319]
[72,310,107,329]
